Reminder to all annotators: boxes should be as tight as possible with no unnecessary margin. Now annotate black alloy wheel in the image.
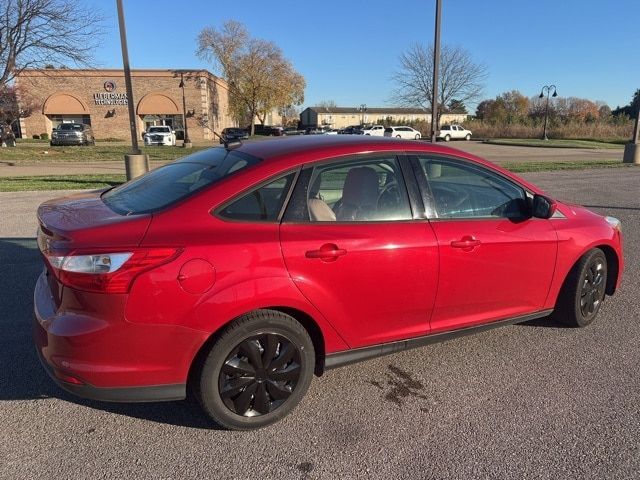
[579,256,606,318]
[554,248,608,327]
[196,310,315,430]
[219,334,302,417]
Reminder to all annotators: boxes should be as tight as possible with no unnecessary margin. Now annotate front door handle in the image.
[450,236,481,250]
[305,243,347,262]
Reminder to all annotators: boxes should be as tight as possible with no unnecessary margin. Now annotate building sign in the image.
[94,80,128,105]
[94,92,128,105]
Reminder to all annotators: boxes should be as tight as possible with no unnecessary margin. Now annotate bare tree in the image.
[197,20,305,135]
[0,0,105,86]
[391,44,487,122]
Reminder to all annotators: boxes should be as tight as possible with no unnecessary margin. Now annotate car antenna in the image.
[213,131,242,150]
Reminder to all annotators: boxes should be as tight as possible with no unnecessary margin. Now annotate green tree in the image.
[197,20,305,135]
[447,99,467,114]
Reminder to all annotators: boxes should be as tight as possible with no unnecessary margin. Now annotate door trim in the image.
[323,308,553,371]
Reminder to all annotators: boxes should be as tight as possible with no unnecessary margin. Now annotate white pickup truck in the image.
[361,125,385,136]
[143,125,176,146]
[436,124,472,142]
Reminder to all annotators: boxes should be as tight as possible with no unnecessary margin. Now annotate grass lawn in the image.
[484,138,625,149]
[1,161,635,192]
[0,174,126,192]
[0,145,209,163]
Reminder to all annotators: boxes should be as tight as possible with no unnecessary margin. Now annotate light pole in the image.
[358,104,367,126]
[430,0,442,143]
[539,84,557,141]
[179,72,192,148]
[623,105,640,163]
[116,0,148,180]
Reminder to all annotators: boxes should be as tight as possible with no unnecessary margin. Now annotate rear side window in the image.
[102,148,260,215]
[217,173,296,222]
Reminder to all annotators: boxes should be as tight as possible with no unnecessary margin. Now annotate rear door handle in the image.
[450,236,481,250]
[305,243,347,261]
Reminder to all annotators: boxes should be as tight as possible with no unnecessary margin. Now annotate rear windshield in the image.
[58,124,83,131]
[102,148,260,215]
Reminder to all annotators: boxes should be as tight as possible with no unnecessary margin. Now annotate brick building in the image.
[16,69,235,141]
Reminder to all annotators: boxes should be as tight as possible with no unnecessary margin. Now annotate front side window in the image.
[217,173,296,222]
[418,157,528,219]
[285,156,412,222]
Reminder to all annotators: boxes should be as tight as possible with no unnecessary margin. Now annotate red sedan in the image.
[34,136,623,430]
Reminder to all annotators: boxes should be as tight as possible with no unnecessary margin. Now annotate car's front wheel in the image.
[195,310,315,430]
[415,134,420,140]
[465,134,471,141]
[554,249,608,327]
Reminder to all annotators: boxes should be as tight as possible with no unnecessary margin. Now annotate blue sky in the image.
[85,0,639,111]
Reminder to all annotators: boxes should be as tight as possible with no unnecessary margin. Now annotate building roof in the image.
[306,106,431,114]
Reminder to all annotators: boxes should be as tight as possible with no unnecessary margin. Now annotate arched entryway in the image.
[42,92,91,129]
[137,92,183,136]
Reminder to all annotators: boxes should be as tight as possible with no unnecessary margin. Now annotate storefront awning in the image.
[137,93,180,115]
[43,93,89,114]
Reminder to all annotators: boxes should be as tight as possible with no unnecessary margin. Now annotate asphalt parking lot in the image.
[1,167,639,479]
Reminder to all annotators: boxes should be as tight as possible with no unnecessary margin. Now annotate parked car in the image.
[339,125,364,135]
[249,124,280,136]
[50,123,95,146]
[304,126,324,135]
[143,126,176,146]
[283,127,305,136]
[361,125,385,136]
[220,127,249,144]
[34,136,623,430]
[384,126,422,140]
[436,124,472,142]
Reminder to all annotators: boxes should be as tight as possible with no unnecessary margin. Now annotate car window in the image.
[441,126,450,131]
[217,173,296,222]
[417,157,528,219]
[103,149,260,215]
[284,156,412,222]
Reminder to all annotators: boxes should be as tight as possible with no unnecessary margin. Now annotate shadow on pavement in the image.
[0,238,219,430]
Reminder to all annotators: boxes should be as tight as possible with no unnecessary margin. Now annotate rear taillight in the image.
[44,248,181,294]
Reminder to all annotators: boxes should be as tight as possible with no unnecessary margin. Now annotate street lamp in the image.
[539,84,558,140]
[116,0,148,179]
[179,72,192,148]
[430,0,442,143]
[358,104,367,126]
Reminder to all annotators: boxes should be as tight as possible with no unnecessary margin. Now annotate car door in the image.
[412,155,557,334]
[279,154,439,348]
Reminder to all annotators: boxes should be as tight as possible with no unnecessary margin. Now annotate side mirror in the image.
[532,194,556,219]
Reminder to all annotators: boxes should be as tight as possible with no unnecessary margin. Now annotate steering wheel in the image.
[431,184,469,214]
[377,181,400,212]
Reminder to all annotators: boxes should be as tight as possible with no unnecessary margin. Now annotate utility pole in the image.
[116,0,148,179]
[430,0,442,143]
[623,106,640,163]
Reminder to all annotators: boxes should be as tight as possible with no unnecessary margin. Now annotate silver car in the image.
[50,123,95,146]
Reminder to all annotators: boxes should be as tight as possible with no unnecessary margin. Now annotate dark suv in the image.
[220,127,249,143]
[50,123,95,146]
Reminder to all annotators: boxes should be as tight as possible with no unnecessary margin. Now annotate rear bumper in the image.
[32,271,205,402]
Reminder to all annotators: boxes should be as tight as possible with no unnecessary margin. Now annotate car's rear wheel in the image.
[196,310,315,430]
[444,134,451,142]
[465,134,471,141]
[554,249,607,327]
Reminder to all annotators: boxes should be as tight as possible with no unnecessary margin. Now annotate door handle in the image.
[305,243,347,261]
[450,236,481,250]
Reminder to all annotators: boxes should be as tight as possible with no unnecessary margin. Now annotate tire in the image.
[553,249,607,327]
[415,134,420,140]
[465,134,471,141]
[195,310,315,430]
[444,134,451,142]
[396,135,401,138]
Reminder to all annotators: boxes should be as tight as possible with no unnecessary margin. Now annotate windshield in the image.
[148,126,170,133]
[102,148,260,215]
[58,124,83,131]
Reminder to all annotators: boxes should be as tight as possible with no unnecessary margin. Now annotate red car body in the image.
[34,136,623,406]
